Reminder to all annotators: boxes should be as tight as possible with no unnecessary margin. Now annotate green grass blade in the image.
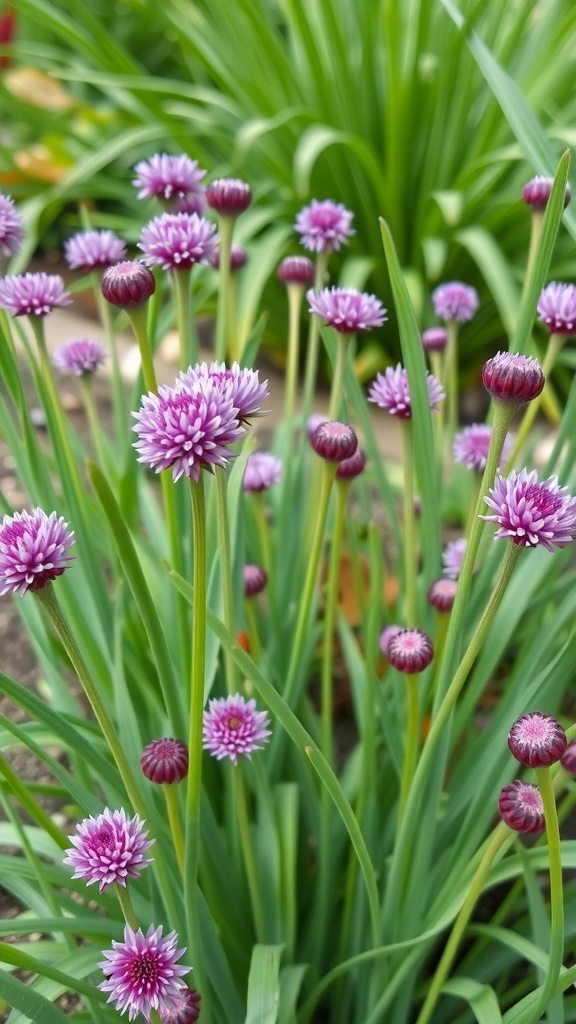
[244,945,284,1024]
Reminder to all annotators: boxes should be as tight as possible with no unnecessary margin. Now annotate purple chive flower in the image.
[179,361,269,421]
[307,413,328,442]
[206,178,252,216]
[561,739,576,774]
[133,153,206,204]
[480,469,576,551]
[159,987,202,1024]
[53,338,106,377]
[482,352,545,405]
[0,272,71,317]
[522,175,571,210]
[507,711,567,767]
[102,260,156,309]
[133,377,245,483]
[209,244,248,272]
[242,452,282,492]
[537,282,576,336]
[140,739,189,785]
[336,448,366,480]
[378,624,403,657]
[368,364,444,420]
[0,194,25,257]
[203,694,271,764]
[307,287,386,333]
[432,281,479,323]
[421,326,448,352]
[442,537,467,579]
[277,255,315,287]
[0,509,74,596]
[64,808,153,893]
[310,420,358,462]
[138,212,218,271]
[295,199,354,253]
[498,780,545,835]
[453,424,514,473]
[243,564,267,597]
[64,229,126,271]
[386,628,434,674]
[99,924,189,1021]
[427,577,458,612]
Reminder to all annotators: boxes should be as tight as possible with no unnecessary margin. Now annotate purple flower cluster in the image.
[482,352,544,405]
[179,361,268,421]
[243,452,282,492]
[141,738,189,785]
[453,423,513,473]
[0,508,74,596]
[307,286,386,333]
[203,694,271,764]
[442,537,467,579]
[385,628,434,674]
[507,711,567,767]
[537,282,576,336]
[0,193,25,257]
[102,260,156,309]
[133,153,206,207]
[139,212,217,271]
[99,924,189,1021]
[206,178,252,215]
[368,364,444,419]
[64,808,153,892]
[0,272,71,317]
[64,229,126,271]
[53,338,106,377]
[481,469,576,550]
[522,175,571,210]
[295,199,354,253]
[277,255,315,287]
[498,780,545,834]
[432,281,479,323]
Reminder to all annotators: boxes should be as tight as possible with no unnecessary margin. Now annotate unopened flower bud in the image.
[101,260,156,308]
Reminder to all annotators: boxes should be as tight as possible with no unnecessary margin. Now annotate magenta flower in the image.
[310,420,358,462]
[277,255,315,287]
[336,448,366,480]
[0,194,25,257]
[0,509,74,596]
[203,694,271,764]
[206,178,252,216]
[386,628,434,674]
[537,282,576,336]
[482,352,544,405]
[498,780,545,835]
[99,924,189,1021]
[209,243,248,272]
[522,175,571,210]
[432,281,479,323]
[102,260,156,309]
[368,364,444,419]
[243,564,268,597]
[179,361,268,421]
[307,286,386,333]
[64,229,126,271]
[242,452,282,492]
[133,153,206,204]
[442,537,467,579]
[64,808,153,893]
[53,338,106,377]
[480,469,576,551]
[421,326,448,352]
[378,624,403,657]
[133,377,244,483]
[0,272,71,317]
[140,739,189,785]
[427,577,458,612]
[295,199,354,253]
[453,423,513,473]
[159,987,202,1024]
[507,711,567,767]
[138,212,217,271]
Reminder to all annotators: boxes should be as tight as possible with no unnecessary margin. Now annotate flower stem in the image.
[115,884,138,930]
[328,331,349,420]
[399,673,420,819]
[215,468,239,693]
[230,764,266,941]
[320,479,348,765]
[172,267,198,370]
[527,766,564,1024]
[284,284,304,423]
[302,251,329,425]
[402,419,417,627]
[125,302,157,393]
[79,375,110,472]
[444,319,459,447]
[214,215,235,363]
[163,784,185,875]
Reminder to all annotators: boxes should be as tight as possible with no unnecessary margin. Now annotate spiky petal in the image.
[203,694,271,764]
[307,286,386,333]
[0,273,71,317]
[64,229,126,270]
[368,364,444,419]
[453,423,513,473]
[99,924,189,1021]
[53,338,106,376]
[0,509,74,596]
[537,282,576,336]
[432,281,479,323]
[0,194,25,257]
[295,199,354,253]
[133,153,206,204]
[480,469,576,551]
[242,452,282,492]
[178,361,268,422]
[64,808,153,892]
[138,212,217,271]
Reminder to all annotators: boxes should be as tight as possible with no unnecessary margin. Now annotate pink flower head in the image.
[480,468,576,551]
[368,364,444,419]
[0,508,74,596]
[295,199,354,253]
[432,281,479,323]
[0,272,71,317]
[427,577,458,612]
[179,361,268,422]
[159,987,202,1024]
[307,287,386,333]
[378,624,403,657]
[133,153,206,204]
[140,738,189,785]
[206,178,252,216]
[442,537,467,579]
[453,423,513,473]
[209,243,248,272]
[64,229,126,270]
[421,326,448,352]
[336,448,366,480]
[277,255,315,287]
[537,282,576,336]
[138,212,218,271]
[102,260,156,308]
[385,628,434,674]
[243,563,267,597]
[242,452,282,492]
[0,194,25,257]
[310,420,358,462]
[99,924,189,1021]
[482,352,544,405]
[507,711,567,767]
[498,780,545,835]
[132,377,245,482]
[64,808,153,892]
[203,694,271,764]
[53,338,106,377]
[522,175,571,210]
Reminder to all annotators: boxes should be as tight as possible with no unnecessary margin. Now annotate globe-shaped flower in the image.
[421,326,448,352]
[0,508,75,596]
[133,377,245,483]
[0,272,71,317]
[507,711,567,767]
[307,287,386,333]
[179,361,268,422]
[243,564,268,597]
[368,364,444,419]
[242,452,282,492]
[432,281,479,323]
[64,229,126,270]
[140,738,189,785]
[378,624,403,657]
[99,924,189,1022]
[138,212,217,271]
[336,448,366,480]
[427,577,458,612]
[480,469,576,550]
[537,282,576,336]
[101,260,156,309]
[522,175,571,210]
[295,199,354,253]
[64,808,153,892]
[133,153,206,204]
[159,987,202,1024]
[277,255,315,287]
[386,628,434,674]
[498,780,545,834]
[0,194,25,257]
[442,537,467,579]
[453,423,513,473]
[206,178,252,215]
[203,694,271,764]
[209,243,248,272]
[482,352,544,405]
[53,338,106,377]
[310,420,358,462]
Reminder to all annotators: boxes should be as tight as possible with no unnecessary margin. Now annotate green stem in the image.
[302,251,329,424]
[402,419,417,627]
[505,334,562,471]
[80,375,110,472]
[328,331,349,420]
[163,784,185,875]
[231,764,266,941]
[95,284,129,454]
[399,674,420,818]
[215,468,238,693]
[172,267,198,371]
[116,884,138,930]
[527,766,564,1024]
[125,302,157,393]
[321,480,348,764]
[523,212,544,302]
[444,320,460,448]
[284,284,304,423]
[214,215,235,363]
[245,597,263,663]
